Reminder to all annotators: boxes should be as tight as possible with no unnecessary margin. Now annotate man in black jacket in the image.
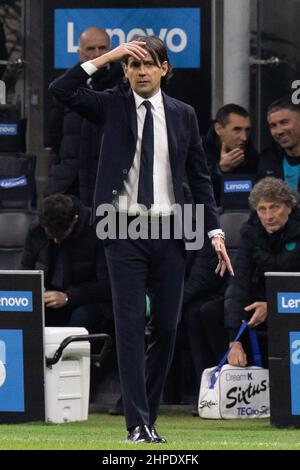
[225,177,300,366]
[45,27,124,203]
[204,104,258,205]
[257,96,300,193]
[197,177,300,369]
[21,194,112,331]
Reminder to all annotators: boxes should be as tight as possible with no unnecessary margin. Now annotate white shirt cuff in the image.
[81,61,98,76]
[208,229,223,238]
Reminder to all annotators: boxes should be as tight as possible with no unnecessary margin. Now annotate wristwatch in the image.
[214,231,225,241]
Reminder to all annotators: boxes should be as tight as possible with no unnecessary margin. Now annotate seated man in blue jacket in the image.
[257,96,300,193]
[21,194,112,332]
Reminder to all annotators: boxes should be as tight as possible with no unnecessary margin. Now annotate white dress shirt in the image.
[117,89,176,215]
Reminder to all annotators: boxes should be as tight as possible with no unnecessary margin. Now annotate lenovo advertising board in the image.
[43,0,211,140]
[0,271,45,423]
[265,272,300,428]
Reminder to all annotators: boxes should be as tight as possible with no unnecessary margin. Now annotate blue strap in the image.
[209,321,262,389]
[248,328,262,367]
[209,322,248,389]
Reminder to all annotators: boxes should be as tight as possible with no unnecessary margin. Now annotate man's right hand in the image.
[44,290,68,309]
[219,142,245,172]
[91,41,147,69]
[227,341,247,367]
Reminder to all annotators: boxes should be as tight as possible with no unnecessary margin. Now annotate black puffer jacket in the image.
[203,126,259,205]
[21,198,111,307]
[45,62,124,199]
[224,207,300,332]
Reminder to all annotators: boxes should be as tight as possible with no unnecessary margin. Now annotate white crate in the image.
[44,327,90,423]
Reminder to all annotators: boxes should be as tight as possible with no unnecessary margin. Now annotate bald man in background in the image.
[45,27,124,205]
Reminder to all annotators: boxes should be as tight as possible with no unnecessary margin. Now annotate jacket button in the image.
[112,189,118,196]
[122,169,128,175]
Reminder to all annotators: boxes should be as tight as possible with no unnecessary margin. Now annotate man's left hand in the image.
[44,290,68,309]
[245,301,268,327]
[211,236,234,277]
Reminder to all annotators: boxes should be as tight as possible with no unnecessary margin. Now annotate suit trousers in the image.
[183,297,228,389]
[104,232,186,429]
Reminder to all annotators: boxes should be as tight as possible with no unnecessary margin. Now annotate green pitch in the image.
[0,411,299,450]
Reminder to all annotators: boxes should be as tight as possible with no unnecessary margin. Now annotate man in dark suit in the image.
[49,36,233,443]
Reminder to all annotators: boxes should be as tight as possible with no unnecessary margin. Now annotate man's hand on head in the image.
[91,41,147,68]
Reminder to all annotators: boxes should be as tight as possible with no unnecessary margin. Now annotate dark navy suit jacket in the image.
[49,64,219,233]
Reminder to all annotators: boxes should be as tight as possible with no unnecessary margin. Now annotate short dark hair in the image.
[124,35,173,86]
[40,194,77,238]
[215,104,250,127]
[267,95,300,115]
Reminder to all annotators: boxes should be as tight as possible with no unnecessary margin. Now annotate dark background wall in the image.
[2,0,300,200]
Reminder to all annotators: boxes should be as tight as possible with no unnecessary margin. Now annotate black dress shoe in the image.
[127,424,154,443]
[149,425,167,443]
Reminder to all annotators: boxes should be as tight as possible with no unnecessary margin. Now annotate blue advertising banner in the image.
[290,332,300,415]
[0,176,28,189]
[0,291,33,312]
[54,8,200,69]
[0,124,17,135]
[0,329,24,412]
[224,180,253,193]
[277,292,300,314]
[265,273,300,427]
[44,1,211,142]
[0,271,44,422]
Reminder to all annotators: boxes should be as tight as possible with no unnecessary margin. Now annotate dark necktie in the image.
[137,100,154,209]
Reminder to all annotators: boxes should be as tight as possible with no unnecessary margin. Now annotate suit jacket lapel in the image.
[163,93,179,173]
[124,88,137,142]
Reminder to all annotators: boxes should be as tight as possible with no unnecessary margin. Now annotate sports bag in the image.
[198,322,270,419]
